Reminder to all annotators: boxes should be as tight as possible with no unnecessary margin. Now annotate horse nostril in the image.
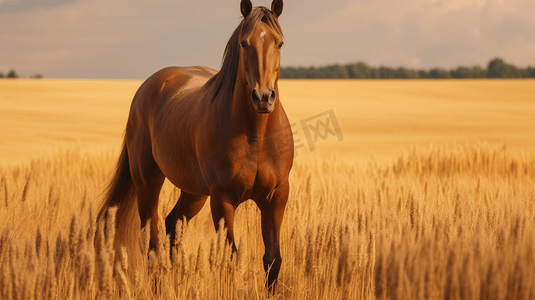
[270,90,276,100]
[252,90,261,102]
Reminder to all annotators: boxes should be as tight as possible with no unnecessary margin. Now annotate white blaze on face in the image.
[260,30,266,42]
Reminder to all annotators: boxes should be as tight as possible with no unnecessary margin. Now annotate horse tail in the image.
[96,140,140,259]
[100,139,134,216]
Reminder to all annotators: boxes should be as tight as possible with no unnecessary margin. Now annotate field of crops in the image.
[0,79,534,299]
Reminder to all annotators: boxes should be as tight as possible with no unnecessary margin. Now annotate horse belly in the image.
[156,151,210,195]
[168,167,210,196]
[151,124,210,196]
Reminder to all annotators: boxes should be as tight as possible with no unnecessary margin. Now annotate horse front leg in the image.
[259,179,289,292]
[209,192,238,252]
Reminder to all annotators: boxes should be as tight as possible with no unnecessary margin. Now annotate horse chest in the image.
[250,162,283,200]
[202,148,286,202]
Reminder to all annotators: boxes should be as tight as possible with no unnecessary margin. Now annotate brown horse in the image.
[98,0,292,289]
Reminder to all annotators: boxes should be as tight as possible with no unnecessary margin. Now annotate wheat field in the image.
[0,79,534,299]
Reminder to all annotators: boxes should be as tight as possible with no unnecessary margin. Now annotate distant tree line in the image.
[0,68,19,78]
[280,58,535,79]
[0,68,42,79]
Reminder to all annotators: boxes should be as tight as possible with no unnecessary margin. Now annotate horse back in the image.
[127,66,215,130]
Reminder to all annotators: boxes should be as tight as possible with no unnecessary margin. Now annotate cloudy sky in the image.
[1,0,534,79]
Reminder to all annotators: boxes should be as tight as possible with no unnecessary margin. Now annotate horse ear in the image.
[271,0,283,17]
[241,0,253,18]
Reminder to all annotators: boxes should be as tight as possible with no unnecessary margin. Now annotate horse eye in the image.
[241,41,247,49]
[278,41,284,48]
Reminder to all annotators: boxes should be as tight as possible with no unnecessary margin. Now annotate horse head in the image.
[239,0,284,114]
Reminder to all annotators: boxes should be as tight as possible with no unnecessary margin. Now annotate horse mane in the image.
[206,6,283,102]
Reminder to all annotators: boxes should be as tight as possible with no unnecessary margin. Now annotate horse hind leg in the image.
[136,177,165,250]
[165,191,208,246]
[128,138,165,251]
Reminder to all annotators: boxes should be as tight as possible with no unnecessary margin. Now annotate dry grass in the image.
[0,143,534,299]
[0,79,534,299]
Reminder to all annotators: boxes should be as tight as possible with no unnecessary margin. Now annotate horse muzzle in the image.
[251,89,276,114]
